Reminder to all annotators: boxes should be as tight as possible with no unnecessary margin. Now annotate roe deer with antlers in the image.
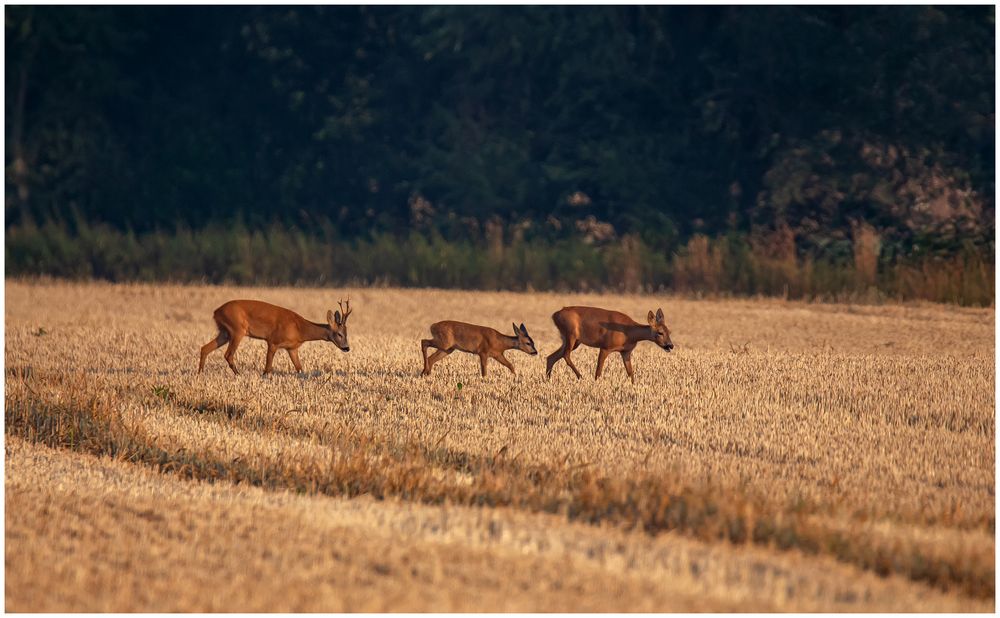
[199,299,352,375]
[545,306,673,383]
[421,321,538,377]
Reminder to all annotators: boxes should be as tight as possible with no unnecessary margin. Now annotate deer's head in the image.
[512,322,538,355]
[647,308,673,352]
[326,299,352,352]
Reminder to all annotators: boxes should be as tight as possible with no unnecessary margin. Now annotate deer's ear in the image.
[656,308,664,324]
[331,310,342,326]
[519,323,528,335]
[647,310,656,326]
[327,310,336,325]
[513,323,520,336]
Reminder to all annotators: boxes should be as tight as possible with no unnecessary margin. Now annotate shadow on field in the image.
[332,367,415,380]
[83,367,178,377]
[262,370,325,379]
[7,366,34,379]
[176,398,247,421]
[183,368,327,380]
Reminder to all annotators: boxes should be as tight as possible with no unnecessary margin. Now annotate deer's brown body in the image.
[545,306,673,383]
[199,299,352,375]
[421,321,537,377]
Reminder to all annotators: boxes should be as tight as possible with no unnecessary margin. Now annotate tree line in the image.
[4,6,995,302]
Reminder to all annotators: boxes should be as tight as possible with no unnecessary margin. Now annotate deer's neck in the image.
[625,324,654,344]
[500,334,519,351]
[300,320,331,342]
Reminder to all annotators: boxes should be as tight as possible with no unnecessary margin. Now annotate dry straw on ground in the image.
[4,280,995,611]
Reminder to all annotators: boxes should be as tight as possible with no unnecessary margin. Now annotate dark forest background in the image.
[5,6,995,304]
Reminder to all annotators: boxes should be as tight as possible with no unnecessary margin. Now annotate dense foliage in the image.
[4,6,995,301]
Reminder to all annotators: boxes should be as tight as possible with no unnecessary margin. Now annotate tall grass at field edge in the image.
[5,220,994,305]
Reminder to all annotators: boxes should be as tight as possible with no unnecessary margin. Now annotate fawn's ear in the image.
[647,310,656,326]
[656,308,664,324]
[519,323,528,335]
[513,322,520,336]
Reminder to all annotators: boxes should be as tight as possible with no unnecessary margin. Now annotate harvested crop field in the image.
[4,280,995,611]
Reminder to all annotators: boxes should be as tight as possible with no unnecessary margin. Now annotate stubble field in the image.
[4,280,995,611]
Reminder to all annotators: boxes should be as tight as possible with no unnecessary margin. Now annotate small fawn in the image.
[546,306,673,383]
[421,321,538,377]
[199,299,352,375]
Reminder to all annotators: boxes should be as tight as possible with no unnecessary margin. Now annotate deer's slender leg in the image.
[421,339,435,374]
[545,341,566,379]
[199,330,229,373]
[595,348,610,380]
[479,353,489,377]
[263,343,279,376]
[423,349,451,376]
[223,331,244,375]
[621,350,635,384]
[287,347,303,373]
[562,338,583,379]
[494,352,516,374]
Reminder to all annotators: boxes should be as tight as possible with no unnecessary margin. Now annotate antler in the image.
[337,298,352,323]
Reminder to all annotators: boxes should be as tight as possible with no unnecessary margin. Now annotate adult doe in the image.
[545,306,673,383]
[421,321,538,377]
[199,299,352,375]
